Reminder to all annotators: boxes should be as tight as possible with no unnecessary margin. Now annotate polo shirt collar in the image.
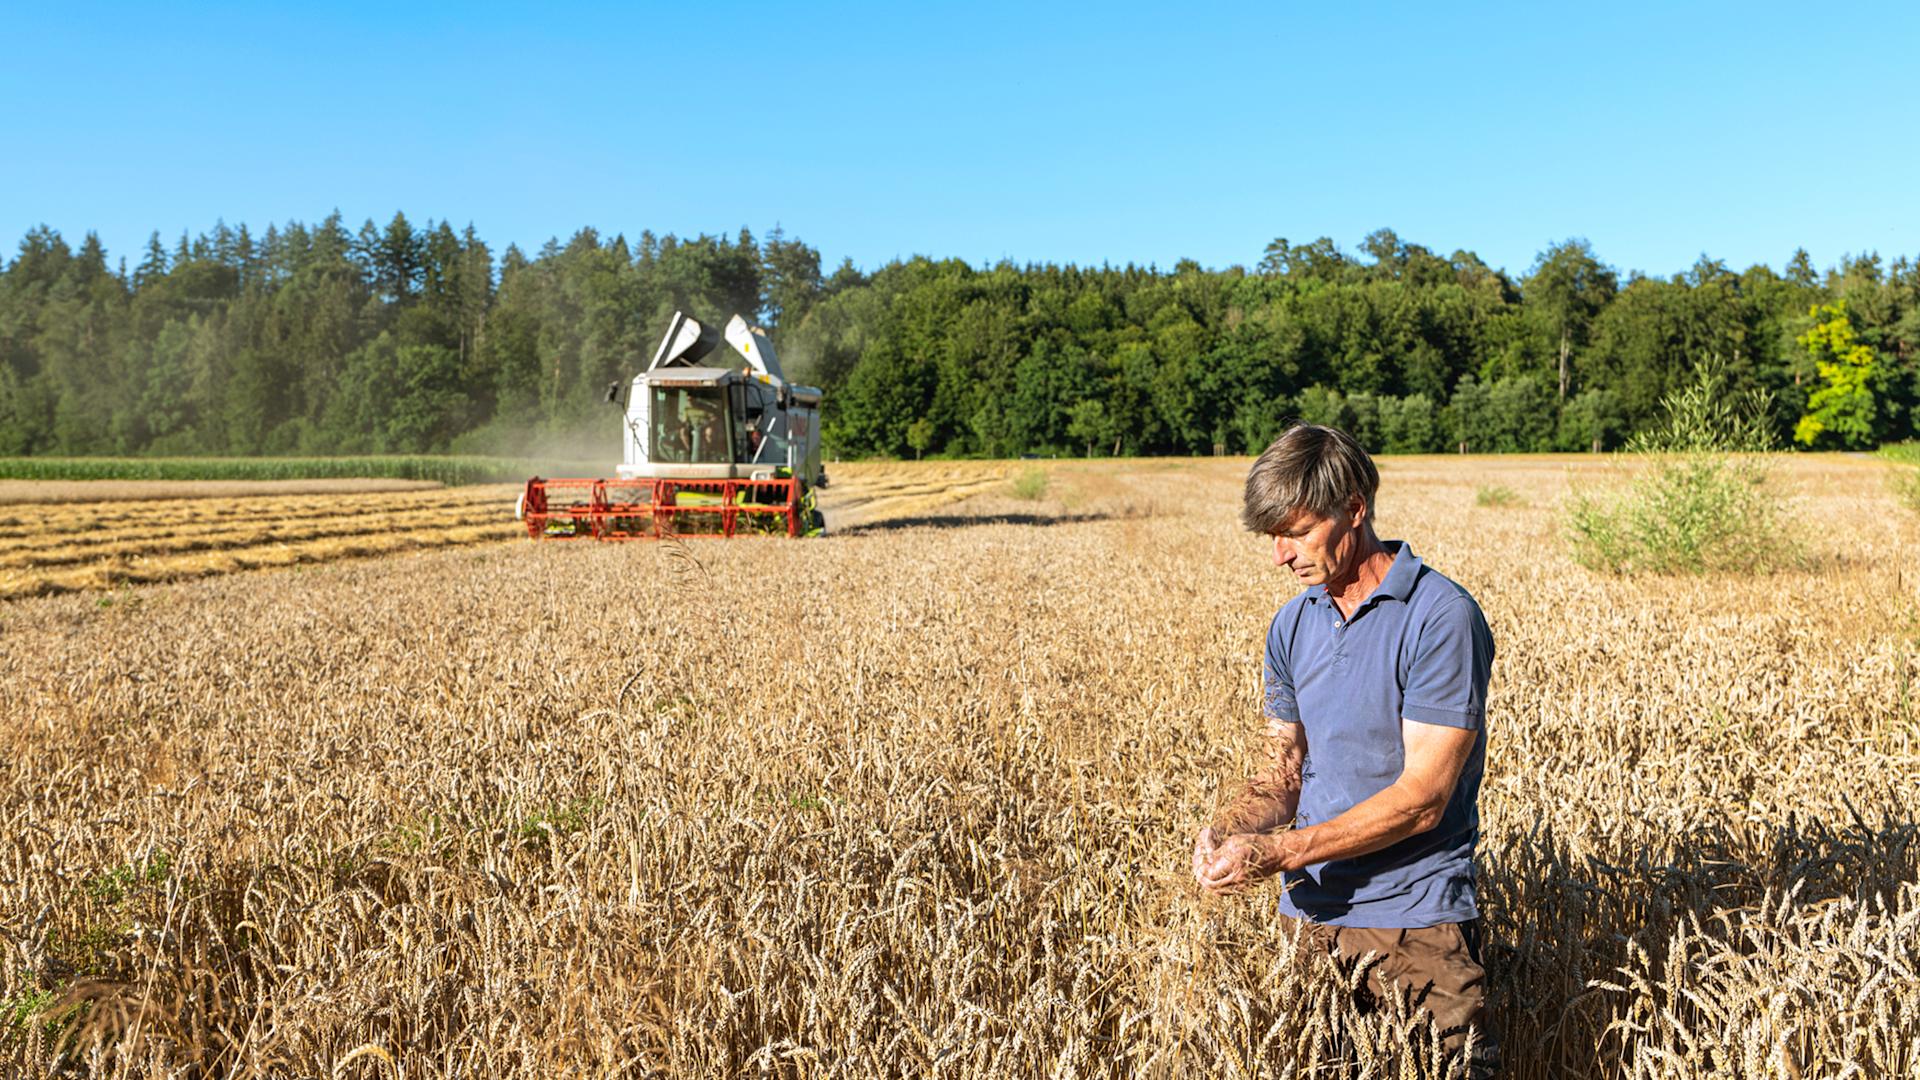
[1304,540,1422,605]
[1375,540,1422,602]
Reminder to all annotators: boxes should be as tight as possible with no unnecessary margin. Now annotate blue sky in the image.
[4,1,1915,279]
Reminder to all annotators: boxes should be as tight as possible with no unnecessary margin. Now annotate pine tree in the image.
[235,224,257,290]
[135,232,169,288]
[761,224,823,330]
[211,219,237,266]
[372,212,424,303]
[455,225,492,365]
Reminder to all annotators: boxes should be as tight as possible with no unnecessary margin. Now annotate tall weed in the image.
[1009,466,1050,501]
[1891,467,1920,514]
[1565,363,1797,574]
[1474,484,1523,508]
[1883,443,1920,512]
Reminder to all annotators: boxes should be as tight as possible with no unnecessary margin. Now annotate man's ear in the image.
[1348,494,1368,528]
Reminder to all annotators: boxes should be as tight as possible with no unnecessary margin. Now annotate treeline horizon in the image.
[1,215,1914,462]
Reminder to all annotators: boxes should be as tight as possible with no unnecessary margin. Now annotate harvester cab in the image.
[518,312,828,540]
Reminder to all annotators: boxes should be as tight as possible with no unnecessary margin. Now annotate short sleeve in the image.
[1262,611,1299,721]
[1402,595,1493,730]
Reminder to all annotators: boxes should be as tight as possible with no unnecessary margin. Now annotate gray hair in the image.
[1241,424,1379,534]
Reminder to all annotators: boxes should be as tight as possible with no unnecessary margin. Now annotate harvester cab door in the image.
[787,387,823,486]
[622,374,651,471]
[756,413,794,471]
[727,382,753,463]
[790,405,820,484]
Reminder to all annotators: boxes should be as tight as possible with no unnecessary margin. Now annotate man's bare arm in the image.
[1199,718,1476,891]
[1193,718,1305,887]
[1211,718,1307,835]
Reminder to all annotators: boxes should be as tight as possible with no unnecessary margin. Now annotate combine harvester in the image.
[517,312,828,540]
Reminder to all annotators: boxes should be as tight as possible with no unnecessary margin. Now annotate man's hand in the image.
[1195,716,1307,893]
[1191,826,1220,886]
[1196,831,1294,894]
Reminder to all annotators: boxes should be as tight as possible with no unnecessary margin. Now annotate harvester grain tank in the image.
[517,312,828,539]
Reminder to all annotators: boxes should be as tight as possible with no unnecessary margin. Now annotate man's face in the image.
[1270,502,1362,587]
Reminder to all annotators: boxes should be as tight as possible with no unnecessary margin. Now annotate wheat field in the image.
[0,455,1915,1078]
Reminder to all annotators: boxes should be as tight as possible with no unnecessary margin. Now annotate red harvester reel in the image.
[519,477,806,540]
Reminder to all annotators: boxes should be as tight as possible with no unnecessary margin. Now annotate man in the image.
[1192,423,1499,1076]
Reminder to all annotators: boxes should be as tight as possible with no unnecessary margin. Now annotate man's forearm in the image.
[1211,763,1302,836]
[1279,779,1439,869]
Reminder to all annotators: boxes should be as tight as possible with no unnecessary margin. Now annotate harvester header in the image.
[517,312,827,540]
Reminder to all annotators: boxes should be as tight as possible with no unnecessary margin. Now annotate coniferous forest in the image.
[1,215,1913,461]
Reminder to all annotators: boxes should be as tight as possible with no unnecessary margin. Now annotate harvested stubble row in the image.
[0,510,514,571]
[0,485,520,600]
[0,456,1916,1078]
[1,522,519,599]
[0,491,516,558]
[0,485,513,540]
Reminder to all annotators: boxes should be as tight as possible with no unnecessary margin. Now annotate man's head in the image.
[1242,424,1381,587]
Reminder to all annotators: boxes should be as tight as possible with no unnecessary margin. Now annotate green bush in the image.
[1566,455,1794,574]
[1475,485,1523,508]
[1009,466,1049,501]
[1564,363,1796,575]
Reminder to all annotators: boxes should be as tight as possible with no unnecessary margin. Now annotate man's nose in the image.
[1272,535,1294,566]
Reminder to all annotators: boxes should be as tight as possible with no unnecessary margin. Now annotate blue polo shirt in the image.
[1263,540,1493,928]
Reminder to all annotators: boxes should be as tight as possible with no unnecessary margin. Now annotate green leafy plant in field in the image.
[380,808,456,856]
[1565,363,1796,575]
[518,797,603,843]
[751,784,831,813]
[1474,485,1523,508]
[83,852,171,905]
[1,981,59,1045]
[1009,466,1049,501]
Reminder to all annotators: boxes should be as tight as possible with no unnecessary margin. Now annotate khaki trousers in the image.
[1279,913,1501,1077]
